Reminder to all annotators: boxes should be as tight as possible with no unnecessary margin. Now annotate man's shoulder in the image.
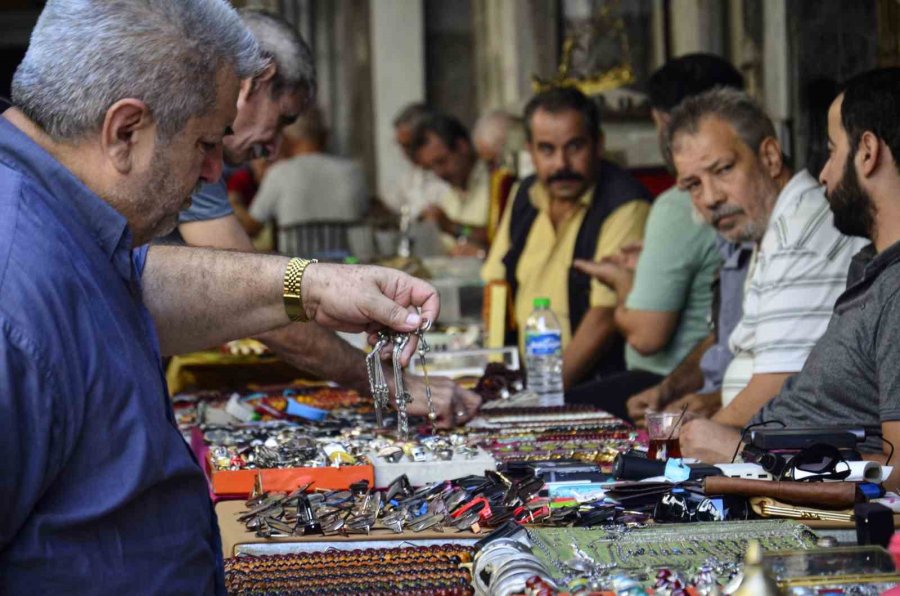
[0,164,26,289]
[648,185,699,223]
[0,165,67,288]
[765,171,843,253]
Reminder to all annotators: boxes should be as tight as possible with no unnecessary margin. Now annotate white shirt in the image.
[721,170,869,406]
[383,164,450,218]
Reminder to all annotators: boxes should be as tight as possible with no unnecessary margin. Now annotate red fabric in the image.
[226,168,259,207]
[627,166,676,198]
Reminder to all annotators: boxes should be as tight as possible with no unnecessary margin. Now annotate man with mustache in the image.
[678,68,900,477]
[664,88,867,461]
[481,87,652,388]
[167,12,480,425]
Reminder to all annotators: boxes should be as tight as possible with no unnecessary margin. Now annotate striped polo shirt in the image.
[721,170,870,405]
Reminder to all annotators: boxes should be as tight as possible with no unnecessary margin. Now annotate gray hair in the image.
[473,110,511,150]
[665,87,777,163]
[12,0,264,142]
[239,9,316,102]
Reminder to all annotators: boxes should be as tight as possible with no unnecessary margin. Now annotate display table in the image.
[216,500,482,557]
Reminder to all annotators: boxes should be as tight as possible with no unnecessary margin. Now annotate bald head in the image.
[473,110,512,167]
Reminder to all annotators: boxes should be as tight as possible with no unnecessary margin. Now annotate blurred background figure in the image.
[235,106,371,260]
[472,109,520,244]
[412,111,490,254]
[382,102,450,219]
[227,158,273,250]
[472,109,512,171]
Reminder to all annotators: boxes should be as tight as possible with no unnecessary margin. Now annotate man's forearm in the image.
[562,307,617,389]
[257,324,370,395]
[712,372,789,428]
[143,245,291,356]
[658,333,714,407]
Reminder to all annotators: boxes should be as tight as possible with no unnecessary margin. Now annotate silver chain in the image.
[365,331,391,428]
[391,333,412,439]
[365,323,433,439]
[415,321,437,431]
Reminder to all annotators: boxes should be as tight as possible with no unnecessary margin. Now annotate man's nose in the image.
[700,179,726,208]
[818,160,830,187]
[548,149,566,171]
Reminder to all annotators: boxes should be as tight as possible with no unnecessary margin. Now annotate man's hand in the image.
[405,375,482,429]
[664,391,722,419]
[679,418,742,463]
[626,384,663,427]
[572,257,626,291]
[618,240,644,271]
[572,255,635,297]
[301,263,439,335]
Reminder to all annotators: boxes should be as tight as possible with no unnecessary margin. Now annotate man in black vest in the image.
[481,87,652,389]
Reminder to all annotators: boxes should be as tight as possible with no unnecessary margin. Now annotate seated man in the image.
[627,72,843,426]
[472,109,519,243]
[411,112,495,253]
[566,54,744,420]
[382,102,450,220]
[472,109,513,171]
[235,106,371,258]
[672,89,865,440]
[670,72,898,462]
[482,87,651,388]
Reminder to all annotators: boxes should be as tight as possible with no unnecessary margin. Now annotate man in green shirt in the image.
[568,54,744,421]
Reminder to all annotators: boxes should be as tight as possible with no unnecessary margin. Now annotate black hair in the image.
[646,53,744,113]
[840,67,900,172]
[803,78,839,175]
[523,86,600,143]
[409,112,470,156]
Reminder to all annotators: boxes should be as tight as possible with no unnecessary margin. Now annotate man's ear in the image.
[100,98,154,174]
[246,62,277,97]
[856,131,882,178]
[758,136,785,179]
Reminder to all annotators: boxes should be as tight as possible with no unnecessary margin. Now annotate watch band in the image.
[283,257,317,323]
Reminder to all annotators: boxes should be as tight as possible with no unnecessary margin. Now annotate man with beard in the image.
[676,71,900,465]
[481,87,652,388]
[0,1,443,591]
[171,12,480,426]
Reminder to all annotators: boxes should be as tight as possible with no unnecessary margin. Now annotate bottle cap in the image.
[533,297,550,309]
[344,256,359,264]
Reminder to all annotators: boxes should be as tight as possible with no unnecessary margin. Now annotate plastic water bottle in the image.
[524,297,564,406]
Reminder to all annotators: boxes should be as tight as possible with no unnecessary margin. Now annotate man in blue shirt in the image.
[0,2,440,593]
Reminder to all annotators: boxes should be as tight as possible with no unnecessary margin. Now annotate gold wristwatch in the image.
[283,257,317,323]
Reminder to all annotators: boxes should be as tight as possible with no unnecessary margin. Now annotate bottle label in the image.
[525,332,562,356]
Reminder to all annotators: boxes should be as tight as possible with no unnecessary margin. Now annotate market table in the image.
[216,499,481,557]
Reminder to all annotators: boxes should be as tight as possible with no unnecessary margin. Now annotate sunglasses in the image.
[653,488,749,523]
[779,443,851,482]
